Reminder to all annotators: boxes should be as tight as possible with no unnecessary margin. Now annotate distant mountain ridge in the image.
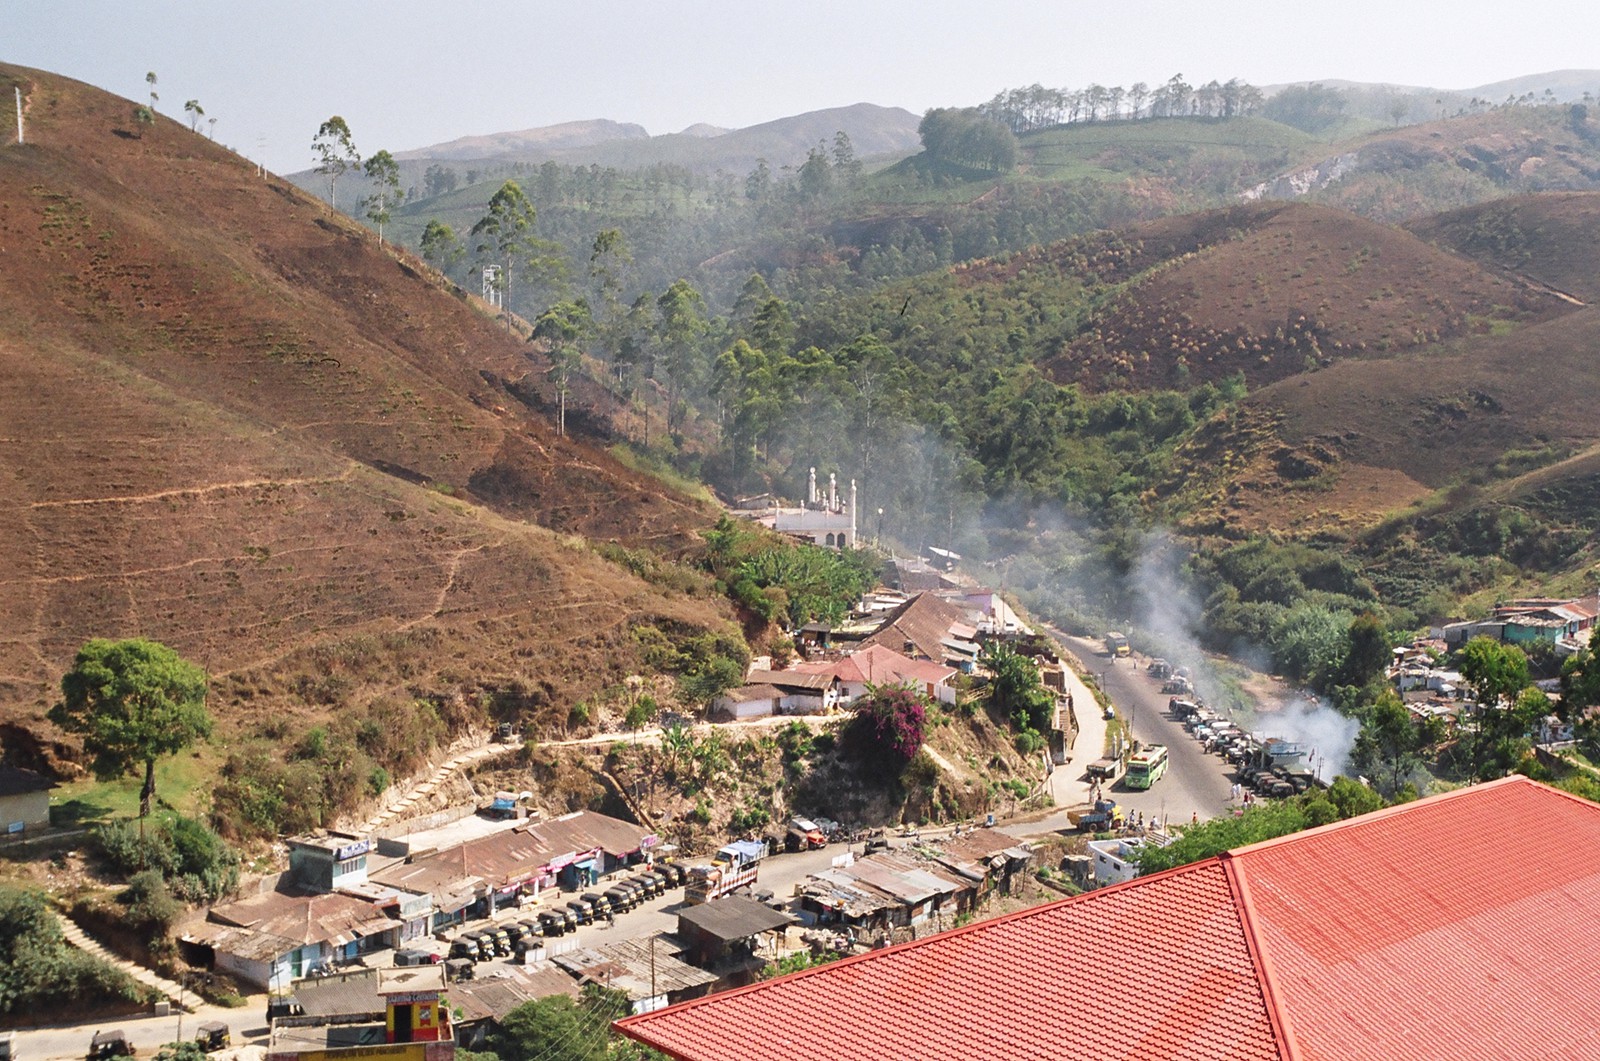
[1262,69,1600,100]
[394,118,649,161]
[394,102,922,175]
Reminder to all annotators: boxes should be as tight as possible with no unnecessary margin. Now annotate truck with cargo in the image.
[1068,799,1125,832]
[684,839,764,904]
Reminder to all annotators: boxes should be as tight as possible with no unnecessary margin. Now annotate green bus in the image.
[1124,745,1169,790]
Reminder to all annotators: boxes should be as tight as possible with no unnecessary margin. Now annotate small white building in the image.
[713,684,785,721]
[287,832,372,892]
[0,765,52,835]
[1087,837,1146,887]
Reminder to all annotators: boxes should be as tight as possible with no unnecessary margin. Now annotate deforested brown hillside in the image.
[1156,304,1600,538]
[1406,191,1600,302]
[1042,201,1575,392]
[0,65,729,752]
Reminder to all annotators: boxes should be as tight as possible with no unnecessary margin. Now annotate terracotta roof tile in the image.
[618,861,1281,1061]
[619,777,1600,1061]
[1227,776,1600,1061]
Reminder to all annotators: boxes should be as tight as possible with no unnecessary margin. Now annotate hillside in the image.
[1253,105,1600,221]
[1037,201,1572,392]
[0,65,730,765]
[1406,191,1600,302]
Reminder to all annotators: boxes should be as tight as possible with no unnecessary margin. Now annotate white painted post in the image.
[15,87,22,144]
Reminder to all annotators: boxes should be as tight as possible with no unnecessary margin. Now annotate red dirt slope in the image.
[0,64,728,733]
[1042,202,1574,392]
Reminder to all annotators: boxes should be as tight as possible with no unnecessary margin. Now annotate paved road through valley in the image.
[1060,634,1236,828]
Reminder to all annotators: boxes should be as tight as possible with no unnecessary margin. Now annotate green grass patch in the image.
[49,748,214,827]
[607,444,716,504]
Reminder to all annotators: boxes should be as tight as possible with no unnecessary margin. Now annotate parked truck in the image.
[1067,799,1125,832]
[1104,632,1131,658]
[684,839,765,904]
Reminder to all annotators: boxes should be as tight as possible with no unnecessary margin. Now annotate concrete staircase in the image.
[359,740,517,833]
[57,915,194,1011]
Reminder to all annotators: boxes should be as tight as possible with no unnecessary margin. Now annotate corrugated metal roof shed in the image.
[676,895,795,942]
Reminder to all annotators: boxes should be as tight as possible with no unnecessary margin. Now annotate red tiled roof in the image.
[1227,777,1600,1061]
[618,860,1283,1061]
[619,777,1600,1061]
[786,643,955,689]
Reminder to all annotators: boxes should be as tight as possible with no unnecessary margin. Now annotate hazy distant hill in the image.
[1264,69,1600,101]
[389,102,921,176]
[394,118,649,161]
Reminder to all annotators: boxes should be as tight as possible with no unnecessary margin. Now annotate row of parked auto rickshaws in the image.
[446,862,687,960]
[85,1024,230,1061]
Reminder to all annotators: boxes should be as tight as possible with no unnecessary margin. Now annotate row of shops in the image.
[187,810,659,990]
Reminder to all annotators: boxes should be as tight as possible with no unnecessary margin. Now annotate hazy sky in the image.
[9,0,1597,173]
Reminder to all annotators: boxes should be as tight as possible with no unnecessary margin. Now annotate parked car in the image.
[537,910,568,937]
[444,958,475,982]
[603,886,634,912]
[566,898,595,925]
[194,1023,231,1053]
[393,948,438,967]
[88,1032,134,1060]
[582,892,614,917]
[516,918,543,942]
[448,936,481,963]
[654,863,686,887]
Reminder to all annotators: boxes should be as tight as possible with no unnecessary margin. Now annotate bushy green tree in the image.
[532,299,593,436]
[419,220,464,272]
[51,639,211,820]
[472,180,559,312]
[1459,636,1531,708]
[1353,691,1427,794]
[1134,800,1310,874]
[0,884,147,1015]
[980,641,1054,735]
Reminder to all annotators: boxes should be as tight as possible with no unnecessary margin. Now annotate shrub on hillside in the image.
[0,884,150,1015]
[851,683,929,767]
[93,815,240,902]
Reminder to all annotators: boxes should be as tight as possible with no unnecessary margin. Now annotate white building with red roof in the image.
[618,776,1600,1060]
[788,643,959,705]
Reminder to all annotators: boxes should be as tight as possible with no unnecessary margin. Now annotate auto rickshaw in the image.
[194,1023,231,1053]
[88,1031,134,1060]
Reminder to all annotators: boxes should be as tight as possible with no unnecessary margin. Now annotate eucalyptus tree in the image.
[532,299,593,436]
[361,149,401,244]
[312,116,360,209]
